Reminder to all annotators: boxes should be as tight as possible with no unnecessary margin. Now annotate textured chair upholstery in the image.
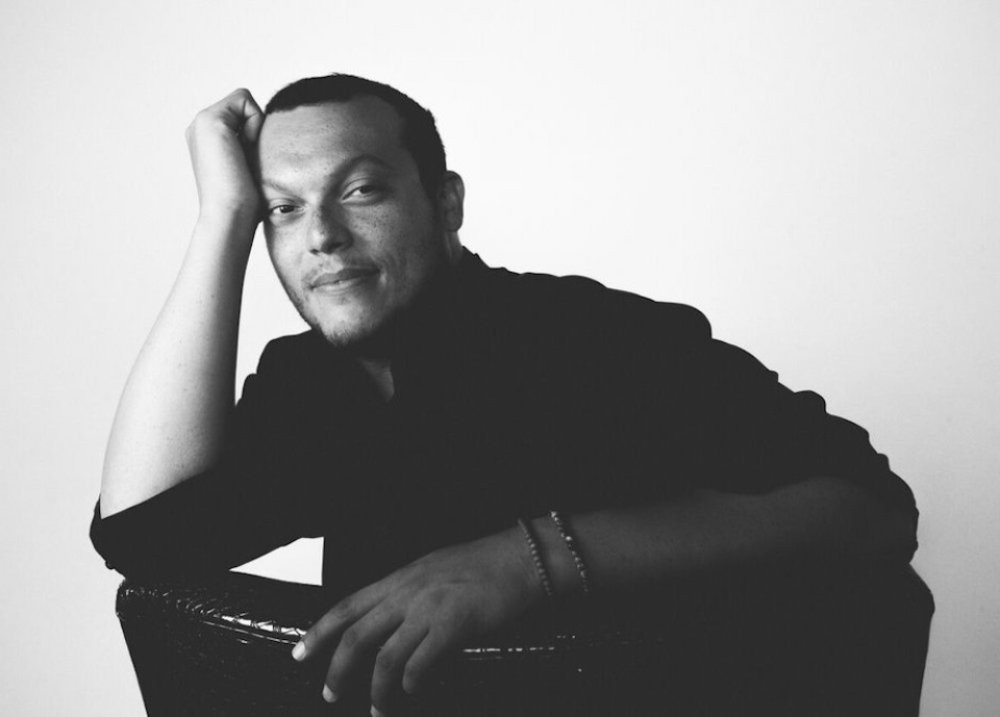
[116,565,932,716]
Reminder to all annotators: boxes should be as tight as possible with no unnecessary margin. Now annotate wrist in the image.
[528,515,582,597]
[191,209,259,263]
[503,524,550,607]
[195,204,260,236]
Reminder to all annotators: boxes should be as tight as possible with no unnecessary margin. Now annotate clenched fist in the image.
[185,88,264,224]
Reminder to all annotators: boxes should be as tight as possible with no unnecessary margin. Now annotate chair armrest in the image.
[116,565,933,716]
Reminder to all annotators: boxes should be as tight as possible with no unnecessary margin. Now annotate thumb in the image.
[242,108,264,146]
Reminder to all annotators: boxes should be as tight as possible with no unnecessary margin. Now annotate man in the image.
[92,74,917,716]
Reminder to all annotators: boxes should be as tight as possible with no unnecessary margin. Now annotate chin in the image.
[295,293,386,347]
[311,311,393,351]
[295,286,418,352]
[315,322,377,348]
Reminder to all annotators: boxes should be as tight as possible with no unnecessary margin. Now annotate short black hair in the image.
[266,73,447,201]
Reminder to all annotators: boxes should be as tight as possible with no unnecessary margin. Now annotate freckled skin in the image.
[256,98,457,352]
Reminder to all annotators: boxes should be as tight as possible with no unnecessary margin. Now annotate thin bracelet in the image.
[517,517,554,598]
[549,510,592,594]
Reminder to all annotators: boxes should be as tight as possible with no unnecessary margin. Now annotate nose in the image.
[307,206,352,254]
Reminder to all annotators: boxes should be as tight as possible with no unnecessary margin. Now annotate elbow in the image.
[883,505,919,564]
[820,476,919,566]
[856,496,918,566]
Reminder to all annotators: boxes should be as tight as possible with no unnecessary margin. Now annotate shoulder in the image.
[463,254,713,348]
[253,329,329,374]
[256,329,325,366]
[243,330,349,400]
[234,330,360,427]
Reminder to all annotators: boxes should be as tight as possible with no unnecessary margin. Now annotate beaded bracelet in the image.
[549,510,592,594]
[517,517,554,598]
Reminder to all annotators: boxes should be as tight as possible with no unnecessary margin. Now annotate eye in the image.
[263,203,299,225]
[343,183,384,201]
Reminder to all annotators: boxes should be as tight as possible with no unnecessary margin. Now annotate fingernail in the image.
[291,642,306,661]
[322,685,337,703]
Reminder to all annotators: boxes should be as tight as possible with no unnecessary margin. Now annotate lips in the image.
[308,266,379,290]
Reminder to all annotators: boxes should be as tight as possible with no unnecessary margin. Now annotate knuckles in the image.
[186,112,228,139]
[308,551,508,707]
[416,586,451,612]
[374,648,399,672]
[328,599,356,623]
[339,626,363,651]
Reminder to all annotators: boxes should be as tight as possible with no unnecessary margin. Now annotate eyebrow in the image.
[261,153,393,194]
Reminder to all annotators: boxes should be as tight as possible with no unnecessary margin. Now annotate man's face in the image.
[256,97,457,349]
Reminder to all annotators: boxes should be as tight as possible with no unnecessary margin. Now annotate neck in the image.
[343,247,468,401]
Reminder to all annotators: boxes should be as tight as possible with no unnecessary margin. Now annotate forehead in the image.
[257,97,410,180]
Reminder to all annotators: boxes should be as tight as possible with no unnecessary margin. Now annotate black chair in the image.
[116,565,933,716]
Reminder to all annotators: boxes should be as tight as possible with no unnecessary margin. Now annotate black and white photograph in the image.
[1,1,997,715]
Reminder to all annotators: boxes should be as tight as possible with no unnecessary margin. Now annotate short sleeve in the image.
[674,336,917,524]
[89,332,345,580]
[536,284,918,527]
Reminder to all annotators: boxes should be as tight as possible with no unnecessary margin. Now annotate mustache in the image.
[305,264,380,289]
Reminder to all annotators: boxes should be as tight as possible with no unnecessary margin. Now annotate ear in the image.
[437,171,465,232]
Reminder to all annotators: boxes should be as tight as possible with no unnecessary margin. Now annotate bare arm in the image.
[100,89,263,518]
[533,476,915,593]
[297,475,915,714]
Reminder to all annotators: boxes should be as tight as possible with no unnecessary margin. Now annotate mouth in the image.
[308,266,380,292]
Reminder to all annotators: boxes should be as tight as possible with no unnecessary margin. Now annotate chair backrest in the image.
[116,565,933,716]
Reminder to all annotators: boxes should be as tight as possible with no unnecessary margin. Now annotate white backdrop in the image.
[1,1,997,714]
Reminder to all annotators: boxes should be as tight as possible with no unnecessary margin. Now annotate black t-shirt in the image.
[91,251,916,597]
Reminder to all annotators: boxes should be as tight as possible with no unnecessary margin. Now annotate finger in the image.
[402,627,459,696]
[296,587,380,661]
[370,623,430,714]
[217,87,254,117]
[241,111,263,146]
[209,88,262,139]
[324,604,402,702]
[238,94,265,146]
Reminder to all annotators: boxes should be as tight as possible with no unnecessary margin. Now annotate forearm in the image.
[295,476,915,710]
[100,212,256,517]
[527,476,916,596]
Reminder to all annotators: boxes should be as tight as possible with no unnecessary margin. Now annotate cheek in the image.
[368,197,436,249]
[266,241,303,291]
